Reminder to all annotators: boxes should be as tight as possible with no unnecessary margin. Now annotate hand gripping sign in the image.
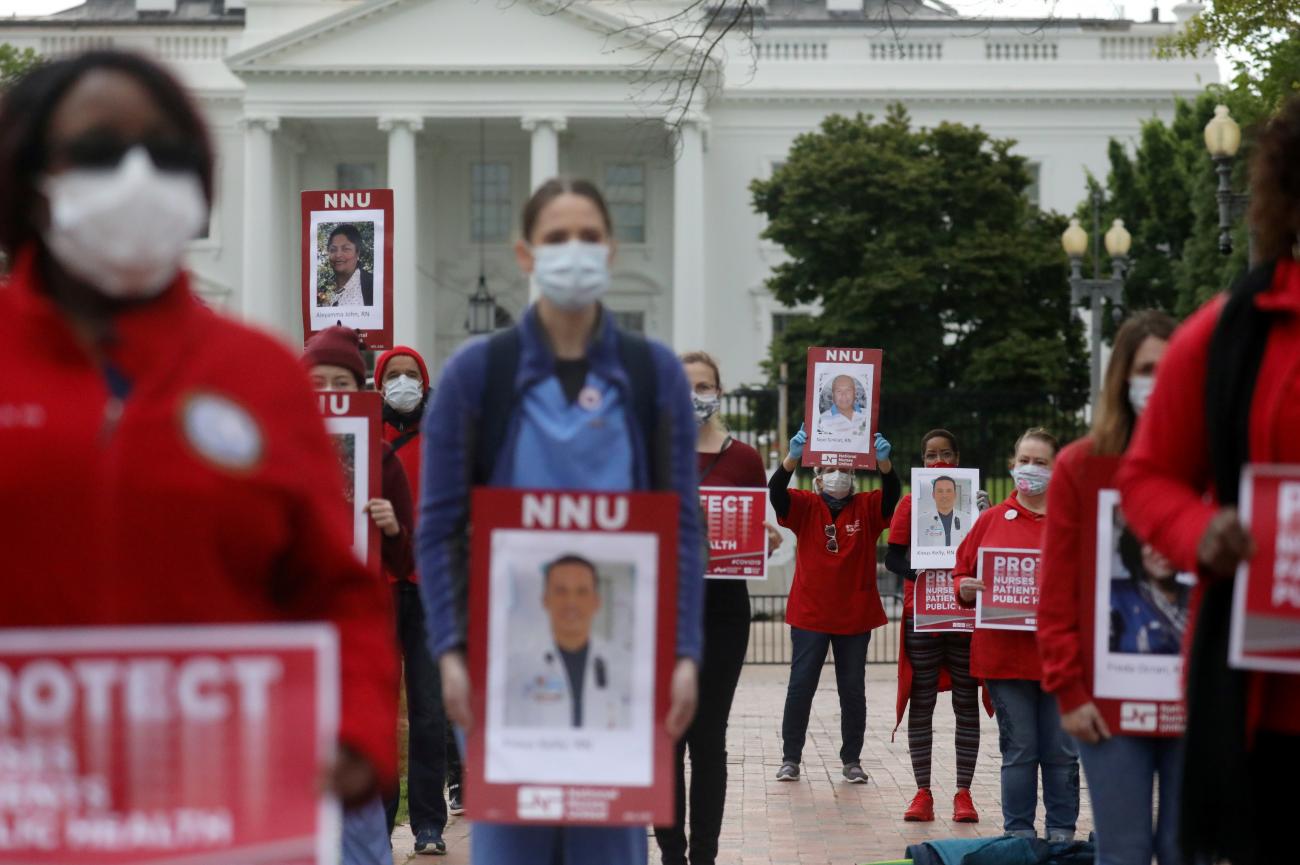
[301,189,394,349]
[914,570,975,633]
[803,347,883,470]
[699,487,767,580]
[466,489,678,825]
[1080,457,1189,736]
[317,391,382,577]
[1231,464,1300,673]
[0,625,339,865]
[975,548,1042,631]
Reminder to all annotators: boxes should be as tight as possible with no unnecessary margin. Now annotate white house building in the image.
[0,0,1217,385]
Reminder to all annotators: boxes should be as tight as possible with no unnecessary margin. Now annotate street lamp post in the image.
[1062,199,1130,409]
[1204,104,1251,258]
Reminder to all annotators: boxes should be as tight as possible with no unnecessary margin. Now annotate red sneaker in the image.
[953,788,979,823]
[904,787,935,822]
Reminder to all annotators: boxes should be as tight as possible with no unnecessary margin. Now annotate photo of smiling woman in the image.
[317,222,375,308]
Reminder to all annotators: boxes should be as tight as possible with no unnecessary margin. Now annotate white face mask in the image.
[1011,463,1052,497]
[40,147,207,300]
[530,240,611,310]
[1128,374,1155,416]
[383,375,423,413]
[692,393,720,427]
[820,470,853,498]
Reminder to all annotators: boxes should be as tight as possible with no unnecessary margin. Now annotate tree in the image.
[1165,0,1299,64]
[751,106,1088,426]
[0,44,40,88]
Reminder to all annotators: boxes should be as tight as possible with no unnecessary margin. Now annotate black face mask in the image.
[821,490,853,515]
[382,395,425,429]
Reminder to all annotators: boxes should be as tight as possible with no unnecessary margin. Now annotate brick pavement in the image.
[392,664,1093,864]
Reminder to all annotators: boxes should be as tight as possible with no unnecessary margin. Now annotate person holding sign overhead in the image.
[770,424,899,784]
[1037,311,1181,865]
[417,178,702,865]
[1117,95,1300,865]
[652,351,765,865]
[955,428,1080,843]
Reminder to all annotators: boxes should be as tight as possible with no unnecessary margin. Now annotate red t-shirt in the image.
[953,493,1045,681]
[779,488,888,634]
[890,493,916,612]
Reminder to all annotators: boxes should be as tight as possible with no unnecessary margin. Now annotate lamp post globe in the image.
[1061,217,1088,258]
[1104,218,1132,258]
[1204,104,1242,159]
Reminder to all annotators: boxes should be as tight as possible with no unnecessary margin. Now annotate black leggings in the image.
[653,582,750,865]
[905,624,979,789]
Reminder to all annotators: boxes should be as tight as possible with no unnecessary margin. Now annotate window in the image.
[336,162,377,190]
[1024,162,1042,208]
[610,310,646,334]
[471,162,512,243]
[604,163,646,243]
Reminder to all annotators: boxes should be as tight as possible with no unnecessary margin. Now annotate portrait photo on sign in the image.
[808,362,874,457]
[1093,490,1189,700]
[305,204,386,334]
[485,529,657,787]
[910,467,979,569]
[324,417,371,567]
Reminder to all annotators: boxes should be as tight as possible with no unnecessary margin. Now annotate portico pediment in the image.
[228,0,704,76]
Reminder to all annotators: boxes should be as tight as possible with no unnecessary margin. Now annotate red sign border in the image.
[300,189,395,351]
[801,347,883,471]
[464,488,679,825]
[319,391,383,579]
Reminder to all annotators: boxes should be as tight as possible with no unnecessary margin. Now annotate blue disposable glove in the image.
[788,424,807,461]
[874,432,892,463]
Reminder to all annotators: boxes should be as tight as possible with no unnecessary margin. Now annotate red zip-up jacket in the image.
[0,249,399,787]
[1118,259,1300,735]
[954,493,1045,681]
[375,347,427,584]
[1037,437,1095,713]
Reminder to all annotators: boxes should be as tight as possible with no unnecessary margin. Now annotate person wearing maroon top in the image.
[372,345,457,850]
[1117,94,1300,865]
[1037,312,1181,865]
[0,47,396,842]
[955,428,1079,842]
[884,429,985,824]
[653,351,771,865]
[770,423,899,783]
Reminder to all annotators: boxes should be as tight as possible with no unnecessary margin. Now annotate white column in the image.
[522,114,567,193]
[380,115,424,352]
[240,115,279,331]
[671,117,707,351]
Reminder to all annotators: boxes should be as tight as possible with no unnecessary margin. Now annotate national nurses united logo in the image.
[180,392,264,472]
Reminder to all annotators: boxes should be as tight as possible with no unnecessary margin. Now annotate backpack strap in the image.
[473,327,523,486]
[615,329,665,490]
[390,427,420,454]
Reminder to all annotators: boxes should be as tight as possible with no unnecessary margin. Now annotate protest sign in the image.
[1074,456,1188,735]
[465,488,678,825]
[318,391,382,577]
[909,468,980,570]
[301,190,394,349]
[914,569,975,633]
[803,347,883,470]
[975,547,1041,631]
[1230,464,1300,673]
[0,624,339,865]
[699,487,767,580]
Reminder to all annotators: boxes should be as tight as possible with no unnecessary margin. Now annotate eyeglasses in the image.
[824,523,839,554]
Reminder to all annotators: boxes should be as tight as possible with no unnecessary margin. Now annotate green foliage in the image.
[750,106,1087,427]
[1164,0,1299,67]
[0,44,40,88]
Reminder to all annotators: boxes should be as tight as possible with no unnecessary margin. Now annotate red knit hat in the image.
[303,326,366,387]
[374,346,430,392]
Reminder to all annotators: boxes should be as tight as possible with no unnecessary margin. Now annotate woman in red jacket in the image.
[653,351,764,865]
[1037,311,1179,865]
[0,49,395,808]
[955,428,1079,842]
[1117,96,1300,865]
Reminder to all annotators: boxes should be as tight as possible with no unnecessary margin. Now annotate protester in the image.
[417,178,703,865]
[0,46,397,837]
[373,345,456,850]
[885,429,983,824]
[770,425,899,784]
[955,428,1079,842]
[1035,312,1180,865]
[652,351,763,865]
[1117,95,1300,865]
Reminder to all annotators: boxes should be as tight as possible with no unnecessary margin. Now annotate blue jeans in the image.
[986,679,1080,838]
[471,825,646,865]
[780,627,871,765]
[1078,734,1184,865]
[341,796,391,865]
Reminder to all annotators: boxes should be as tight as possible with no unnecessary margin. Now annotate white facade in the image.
[0,0,1217,384]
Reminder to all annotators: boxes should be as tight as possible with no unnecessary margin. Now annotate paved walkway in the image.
[392,665,1093,864]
